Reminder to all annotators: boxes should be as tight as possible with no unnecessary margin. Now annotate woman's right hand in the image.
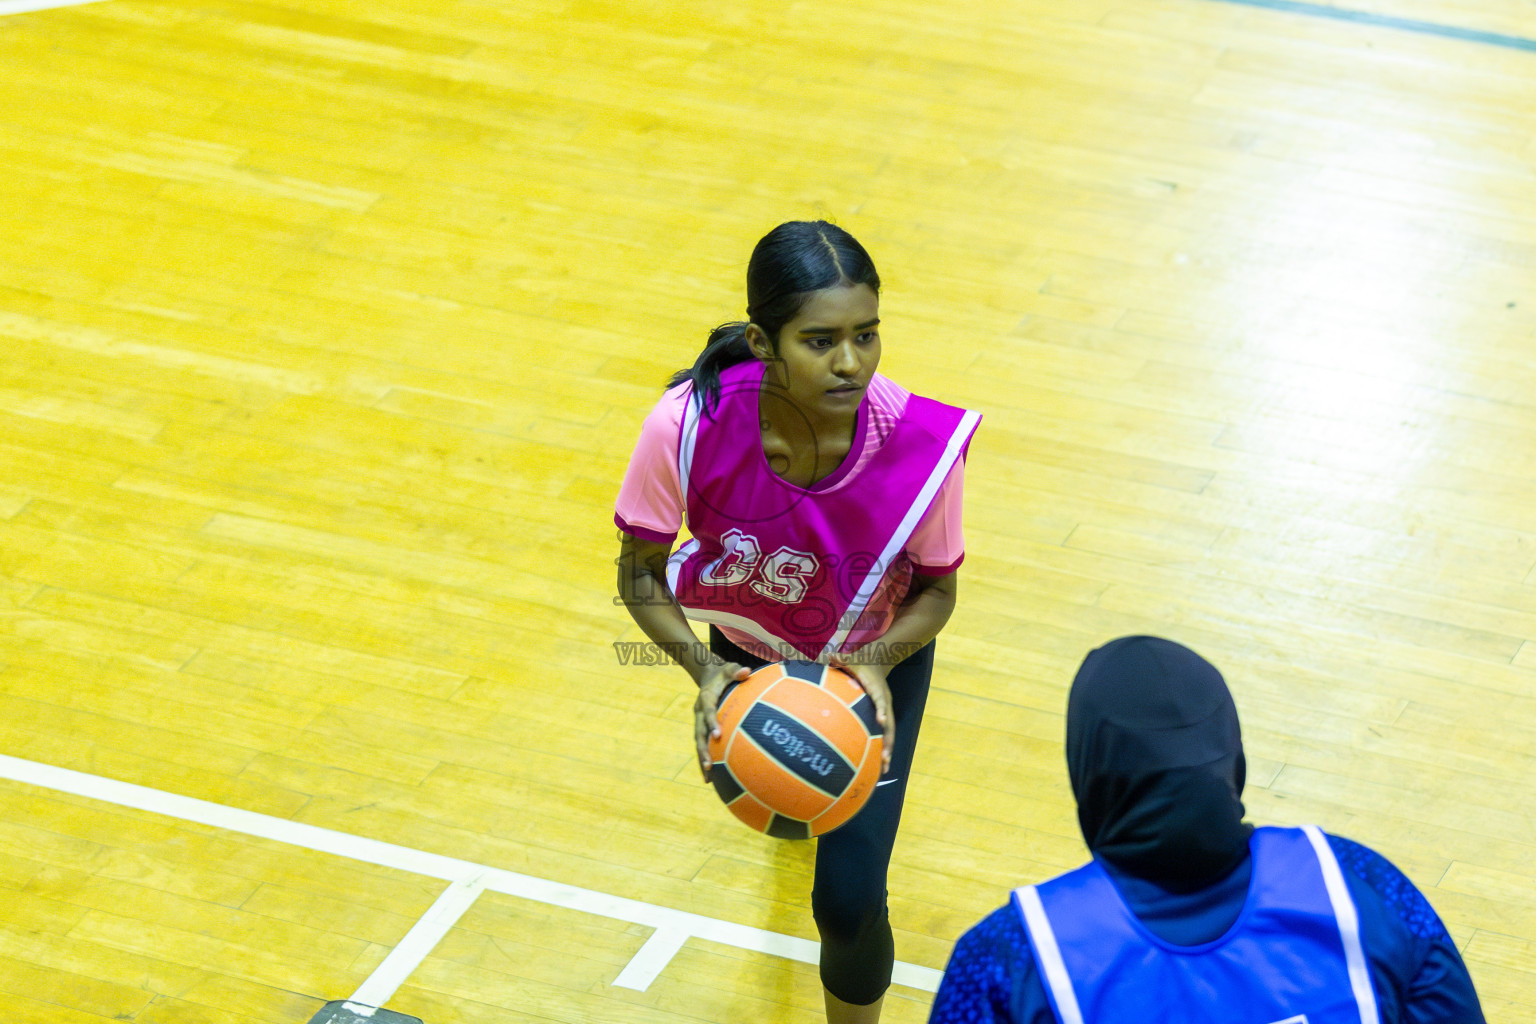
[694,661,749,782]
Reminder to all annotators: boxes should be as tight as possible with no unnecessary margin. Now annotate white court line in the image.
[350,873,487,1009]
[0,754,944,997]
[612,926,692,991]
[0,0,108,15]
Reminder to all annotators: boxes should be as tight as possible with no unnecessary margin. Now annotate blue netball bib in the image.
[1014,826,1381,1024]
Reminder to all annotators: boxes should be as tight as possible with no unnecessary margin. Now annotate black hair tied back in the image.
[666,321,751,410]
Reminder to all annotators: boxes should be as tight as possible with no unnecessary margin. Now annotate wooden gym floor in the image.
[1,0,1534,1021]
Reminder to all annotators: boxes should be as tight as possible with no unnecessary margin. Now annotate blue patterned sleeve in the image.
[928,906,1056,1024]
[1327,833,1487,1024]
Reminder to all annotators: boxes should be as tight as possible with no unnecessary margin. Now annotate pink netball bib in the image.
[666,360,979,660]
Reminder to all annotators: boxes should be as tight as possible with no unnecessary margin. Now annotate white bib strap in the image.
[819,407,981,657]
[677,386,703,501]
[1014,885,1086,1024]
[1301,825,1381,1024]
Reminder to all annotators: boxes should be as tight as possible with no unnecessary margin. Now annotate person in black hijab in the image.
[1068,635,1252,890]
[928,636,1485,1024]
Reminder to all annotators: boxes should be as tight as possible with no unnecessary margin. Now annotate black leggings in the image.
[709,627,934,1006]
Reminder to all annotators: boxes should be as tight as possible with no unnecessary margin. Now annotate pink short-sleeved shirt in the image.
[616,372,967,658]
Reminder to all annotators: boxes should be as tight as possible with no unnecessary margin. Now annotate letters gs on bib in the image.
[697,528,894,635]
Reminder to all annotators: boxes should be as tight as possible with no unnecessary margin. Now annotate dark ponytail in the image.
[666,321,753,407]
[668,220,881,410]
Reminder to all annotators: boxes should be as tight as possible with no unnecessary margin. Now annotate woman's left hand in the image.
[829,657,894,774]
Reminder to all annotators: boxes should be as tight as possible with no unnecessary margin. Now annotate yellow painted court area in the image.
[1,0,1535,1021]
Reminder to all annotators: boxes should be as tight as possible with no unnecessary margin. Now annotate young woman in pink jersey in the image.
[615,220,980,1024]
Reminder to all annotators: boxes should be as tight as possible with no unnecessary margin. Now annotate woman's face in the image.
[751,283,881,423]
